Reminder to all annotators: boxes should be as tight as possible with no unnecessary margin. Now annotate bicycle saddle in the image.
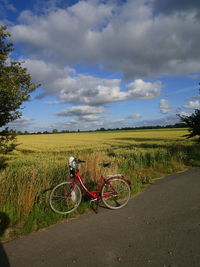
[99,163,111,168]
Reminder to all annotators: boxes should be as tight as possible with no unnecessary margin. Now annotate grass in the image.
[0,128,200,241]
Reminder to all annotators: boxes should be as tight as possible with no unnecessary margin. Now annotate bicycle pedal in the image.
[90,198,98,203]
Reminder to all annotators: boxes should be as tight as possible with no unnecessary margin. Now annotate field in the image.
[0,129,200,241]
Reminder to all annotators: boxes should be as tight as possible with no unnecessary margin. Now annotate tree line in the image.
[15,122,187,135]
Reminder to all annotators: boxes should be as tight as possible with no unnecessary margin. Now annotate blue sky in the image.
[1,0,200,132]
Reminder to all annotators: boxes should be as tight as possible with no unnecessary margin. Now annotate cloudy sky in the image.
[1,0,200,132]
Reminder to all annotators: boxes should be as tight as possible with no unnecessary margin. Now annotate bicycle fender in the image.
[68,179,81,187]
[107,176,131,186]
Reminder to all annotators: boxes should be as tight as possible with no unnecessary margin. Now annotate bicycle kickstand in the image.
[89,198,99,214]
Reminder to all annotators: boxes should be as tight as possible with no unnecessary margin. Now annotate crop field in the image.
[0,128,200,241]
[16,128,187,152]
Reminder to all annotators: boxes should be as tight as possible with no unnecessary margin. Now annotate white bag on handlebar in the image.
[69,157,76,168]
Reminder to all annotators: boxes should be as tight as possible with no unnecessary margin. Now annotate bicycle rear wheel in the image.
[101,178,131,209]
[49,182,82,214]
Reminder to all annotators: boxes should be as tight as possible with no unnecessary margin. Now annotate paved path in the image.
[1,168,200,267]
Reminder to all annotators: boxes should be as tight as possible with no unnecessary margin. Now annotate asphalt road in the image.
[1,168,200,267]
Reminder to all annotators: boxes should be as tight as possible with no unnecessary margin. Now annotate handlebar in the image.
[69,157,85,168]
[75,158,86,164]
[69,156,110,168]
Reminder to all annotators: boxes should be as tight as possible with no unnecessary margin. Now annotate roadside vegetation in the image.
[0,128,200,241]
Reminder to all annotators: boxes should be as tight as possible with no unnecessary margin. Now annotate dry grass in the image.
[79,152,118,183]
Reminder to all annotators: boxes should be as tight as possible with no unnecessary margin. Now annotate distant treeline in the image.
[96,123,187,132]
[16,122,187,135]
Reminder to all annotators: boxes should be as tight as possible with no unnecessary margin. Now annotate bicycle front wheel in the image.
[49,182,82,215]
[101,178,131,209]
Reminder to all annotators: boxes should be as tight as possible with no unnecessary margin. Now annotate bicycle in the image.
[49,157,131,214]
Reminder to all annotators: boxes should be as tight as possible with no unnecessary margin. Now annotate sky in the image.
[1,0,200,132]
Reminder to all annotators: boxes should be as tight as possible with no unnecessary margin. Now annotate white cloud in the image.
[7,116,33,130]
[127,79,161,100]
[183,100,200,109]
[79,114,101,121]
[10,0,200,78]
[51,75,162,105]
[160,99,171,113]
[178,111,191,117]
[23,59,162,105]
[51,117,130,131]
[56,105,105,117]
[23,59,74,98]
[49,113,180,131]
[134,114,179,127]
[58,75,125,105]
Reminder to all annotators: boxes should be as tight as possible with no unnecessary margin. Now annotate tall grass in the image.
[0,129,200,241]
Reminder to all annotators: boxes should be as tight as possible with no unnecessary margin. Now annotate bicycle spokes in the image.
[49,182,82,214]
[101,178,131,209]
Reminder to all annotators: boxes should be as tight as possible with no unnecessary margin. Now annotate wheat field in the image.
[17,129,186,151]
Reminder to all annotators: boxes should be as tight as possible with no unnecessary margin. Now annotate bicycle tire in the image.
[49,181,82,214]
[101,178,131,209]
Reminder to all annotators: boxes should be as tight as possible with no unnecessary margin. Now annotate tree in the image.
[178,109,200,143]
[52,129,58,134]
[0,26,38,153]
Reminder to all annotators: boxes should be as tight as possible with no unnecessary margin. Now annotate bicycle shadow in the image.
[0,212,10,267]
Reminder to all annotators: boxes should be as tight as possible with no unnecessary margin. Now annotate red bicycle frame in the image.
[68,170,131,200]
